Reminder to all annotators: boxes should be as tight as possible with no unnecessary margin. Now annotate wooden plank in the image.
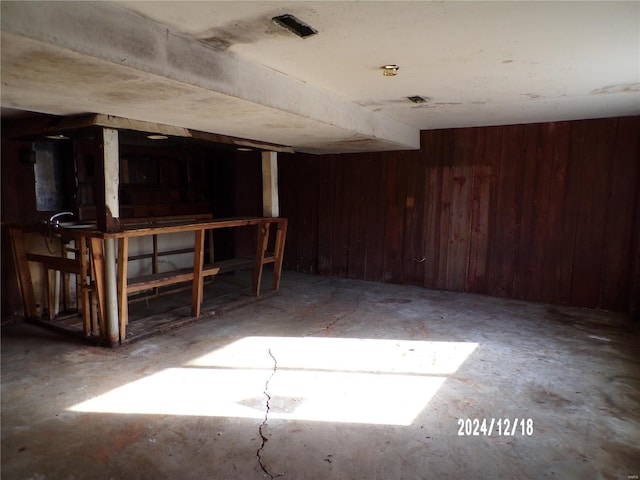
[262,151,279,217]
[272,219,288,290]
[402,151,426,286]
[488,125,524,298]
[363,154,386,282]
[525,123,556,301]
[383,154,406,284]
[422,130,442,288]
[210,258,254,273]
[279,154,298,270]
[78,236,91,336]
[436,131,455,289]
[332,156,350,277]
[26,253,83,275]
[512,123,547,300]
[9,227,37,319]
[297,156,315,273]
[601,117,640,311]
[89,237,107,336]
[191,229,206,316]
[466,127,490,293]
[45,269,55,320]
[570,119,617,307]
[310,158,320,275]
[117,237,129,342]
[316,155,333,275]
[128,270,195,293]
[253,223,270,296]
[446,128,475,291]
[101,217,271,239]
[347,156,367,280]
[127,247,195,262]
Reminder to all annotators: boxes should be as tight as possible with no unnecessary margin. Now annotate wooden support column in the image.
[96,128,120,232]
[262,151,279,218]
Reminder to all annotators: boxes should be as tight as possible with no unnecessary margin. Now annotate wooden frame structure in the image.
[9,216,288,346]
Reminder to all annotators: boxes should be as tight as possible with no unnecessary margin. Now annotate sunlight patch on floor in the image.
[69,337,478,426]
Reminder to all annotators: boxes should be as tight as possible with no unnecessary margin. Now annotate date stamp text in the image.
[457,418,534,436]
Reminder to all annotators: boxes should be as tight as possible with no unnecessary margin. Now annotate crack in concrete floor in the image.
[306,291,361,337]
[256,348,279,479]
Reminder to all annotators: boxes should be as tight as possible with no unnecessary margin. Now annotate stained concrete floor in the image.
[2,271,639,480]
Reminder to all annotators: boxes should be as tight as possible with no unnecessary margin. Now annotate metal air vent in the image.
[272,14,318,38]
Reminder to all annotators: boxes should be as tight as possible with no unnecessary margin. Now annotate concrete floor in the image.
[2,272,639,480]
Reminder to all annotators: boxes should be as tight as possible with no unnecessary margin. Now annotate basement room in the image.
[1,2,639,479]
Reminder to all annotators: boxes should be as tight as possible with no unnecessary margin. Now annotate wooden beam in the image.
[3,113,295,153]
[262,151,279,218]
[26,253,83,275]
[103,128,120,231]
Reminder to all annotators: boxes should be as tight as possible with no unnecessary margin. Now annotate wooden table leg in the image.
[89,237,107,337]
[253,222,270,296]
[46,268,55,320]
[78,236,91,336]
[272,219,288,291]
[9,227,36,319]
[191,229,205,317]
[117,237,129,343]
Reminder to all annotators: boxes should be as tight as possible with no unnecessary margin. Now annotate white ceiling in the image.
[2,1,639,154]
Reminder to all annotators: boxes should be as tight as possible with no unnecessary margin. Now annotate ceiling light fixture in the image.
[147,134,168,140]
[381,65,400,76]
[236,147,253,152]
[272,14,318,38]
[45,134,69,140]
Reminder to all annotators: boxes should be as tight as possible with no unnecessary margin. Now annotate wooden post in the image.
[262,151,279,218]
[253,222,270,296]
[96,128,120,232]
[272,219,288,291]
[89,237,107,336]
[103,238,120,347]
[191,229,205,317]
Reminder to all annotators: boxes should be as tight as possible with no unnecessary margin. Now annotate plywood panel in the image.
[570,119,617,307]
[403,151,427,286]
[541,121,572,304]
[363,155,386,283]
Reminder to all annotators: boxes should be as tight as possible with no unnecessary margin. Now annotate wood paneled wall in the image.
[279,116,640,315]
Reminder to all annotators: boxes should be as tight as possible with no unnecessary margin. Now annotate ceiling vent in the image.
[407,96,429,104]
[272,14,318,38]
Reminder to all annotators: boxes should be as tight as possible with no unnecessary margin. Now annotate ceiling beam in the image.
[0,2,420,153]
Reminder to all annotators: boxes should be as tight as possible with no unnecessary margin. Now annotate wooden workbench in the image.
[10,216,288,345]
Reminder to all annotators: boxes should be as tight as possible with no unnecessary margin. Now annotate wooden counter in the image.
[10,216,288,345]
